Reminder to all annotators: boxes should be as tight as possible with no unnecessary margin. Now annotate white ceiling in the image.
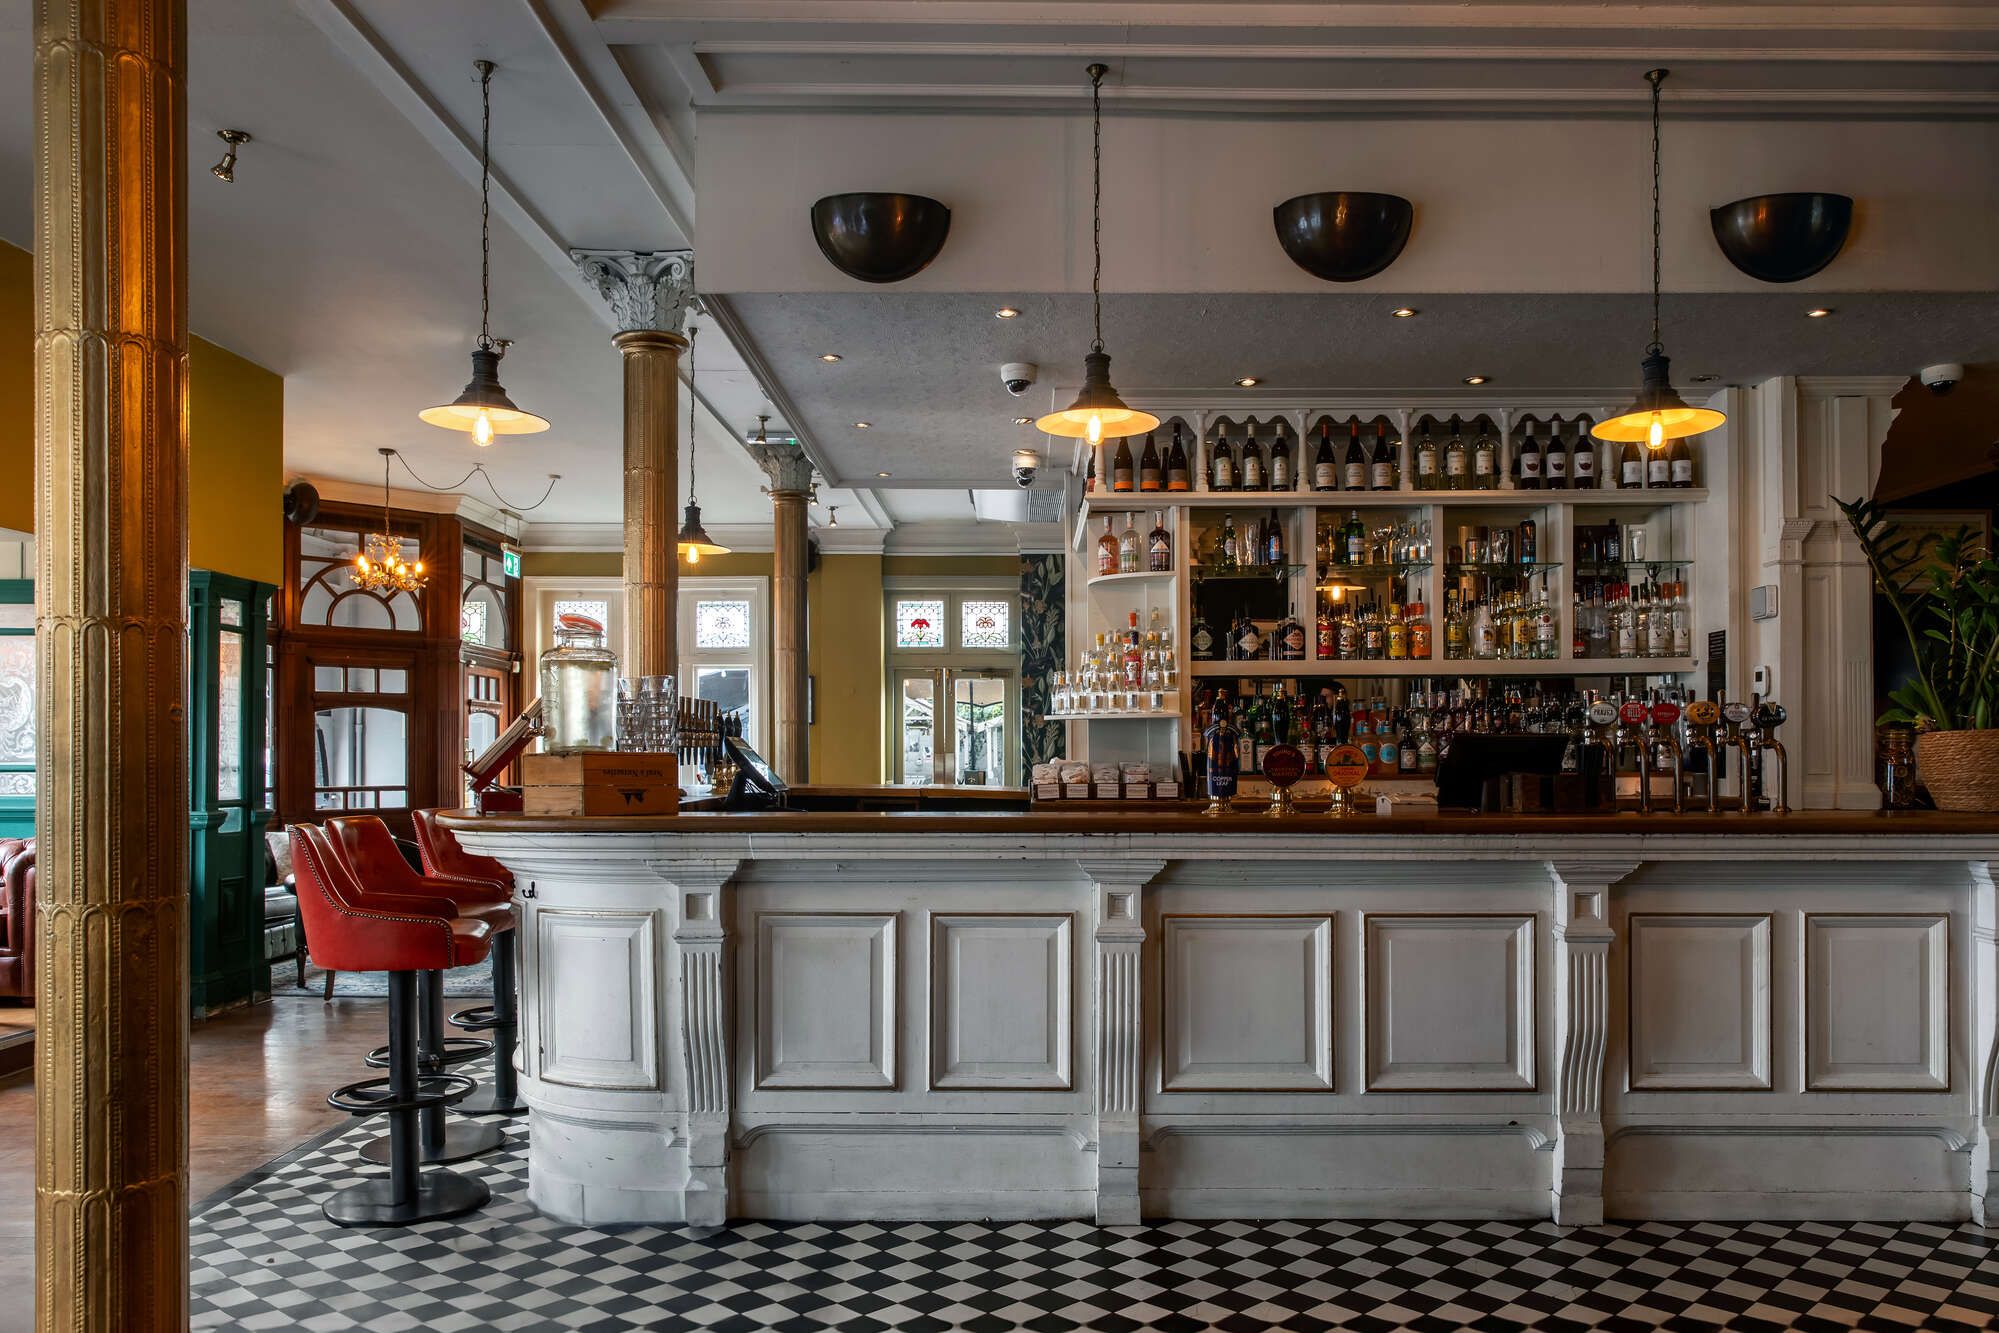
[3,0,1997,531]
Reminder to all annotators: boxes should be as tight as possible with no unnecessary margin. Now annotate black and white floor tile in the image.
[193,1107,1999,1331]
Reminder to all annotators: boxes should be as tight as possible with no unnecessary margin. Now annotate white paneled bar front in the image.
[455,822,1999,1227]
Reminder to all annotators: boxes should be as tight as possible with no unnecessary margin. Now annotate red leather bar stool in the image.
[291,825,492,1226]
[412,808,525,1116]
[327,816,511,1164]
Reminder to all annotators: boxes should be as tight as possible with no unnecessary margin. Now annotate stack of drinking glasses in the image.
[617,675,680,753]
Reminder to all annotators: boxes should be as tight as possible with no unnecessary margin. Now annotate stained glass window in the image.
[461,599,489,646]
[552,599,610,635]
[895,598,945,649]
[0,633,32,788]
[960,599,1011,649]
[695,599,751,650]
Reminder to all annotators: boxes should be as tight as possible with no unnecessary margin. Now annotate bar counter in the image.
[444,805,1999,1229]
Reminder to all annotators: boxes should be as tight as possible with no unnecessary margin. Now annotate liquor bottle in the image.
[1362,604,1385,660]
[1618,438,1644,489]
[1241,422,1266,491]
[1166,422,1191,491]
[1669,579,1691,656]
[1096,515,1118,577]
[1385,601,1409,660]
[1118,513,1140,573]
[1614,584,1638,657]
[1398,713,1420,774]
[1278,604,1306,660]
[1472,416,1498,491]
[1211,427,1237,492]
[1336,602,1359,660]
[1147,510,1172,572]
[1203,700,1241,802]
[1646,440,1671,488]
[1472,589,1499,658]
[1343,420,1367,491]
[1571,416,1599,489]
[1191,608,1217,660]
[1516,421,1542,490]
[1312,422,1337,491]
[1219,512,1240,569]
[1235,614,1263,661]
[1112,436,1135,492]
[1444,415,1469,491]
[1519,517,1537,565]
[1603,517,1622,563]
[1124,611,1145,689]
[1263,510,1286,566]
[1370,420,1398,491]
[1414,420,1439,491]
[1408,597,1432,659]
[1343,509,1365,565]
[1138,431,1162,492]
[1543,416,1568,490]
[1316,603,1334,660]
[1269,423,1293,492]
[1669,436,1694,488]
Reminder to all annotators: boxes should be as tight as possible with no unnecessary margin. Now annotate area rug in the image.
[276,960,493,1000]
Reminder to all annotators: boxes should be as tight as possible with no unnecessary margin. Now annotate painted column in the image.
[1080,858,1165,1226]
[1547,860,1636,1226]
[574,250,696,678]
[659,858,740,1231]
[35,0,192,1327]
[745,434,815,783]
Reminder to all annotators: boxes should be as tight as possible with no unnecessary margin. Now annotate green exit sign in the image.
[502,547,521,579]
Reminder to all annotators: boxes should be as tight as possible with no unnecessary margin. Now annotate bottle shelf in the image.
[1317,562,1433,581]
[1086,569,1177,588]
[1190,563,1306,582]
[1084,487,1706,513]
[1045,708,1183,722]
[1573,560,1693,576]
[1190,655,1700,679]
[1443,562,1563,578]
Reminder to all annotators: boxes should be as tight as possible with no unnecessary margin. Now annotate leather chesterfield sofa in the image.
[0,838,33,999]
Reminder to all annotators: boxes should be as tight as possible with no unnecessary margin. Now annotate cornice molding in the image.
[295,475,524,540]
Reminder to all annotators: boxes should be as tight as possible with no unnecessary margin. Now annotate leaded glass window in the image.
[461,599,489,646]
[960,599,1011,650]
[895,598,945,649]
[694,599,751,650]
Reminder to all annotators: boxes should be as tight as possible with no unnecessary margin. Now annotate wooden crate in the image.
[522,752,679,817]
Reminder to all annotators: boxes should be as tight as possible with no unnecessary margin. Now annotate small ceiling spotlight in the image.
[1013,416,1033,425]
[1235,376,1261,388]
[1806,307,1835,318]
[854,421,873,429]
[210,129,251,182]
[1463,375,1490,386]
[1390,307,1418,318]
[818,352,843,362]
[877,470,892,477]
[994,307,1021,319]
[1689,373,1721,384]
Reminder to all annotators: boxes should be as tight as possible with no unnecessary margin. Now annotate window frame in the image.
[883,576,1022,787]
[0,578,33,836]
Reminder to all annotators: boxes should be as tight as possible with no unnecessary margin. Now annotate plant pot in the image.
[1914,729,1999,812]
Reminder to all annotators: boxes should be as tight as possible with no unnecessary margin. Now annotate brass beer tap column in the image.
[1719,697,1758,811]
[1614,700,1654,813]
[1683,699,1724,813]
[1645,699,1687,814]
[1750,700,1792,815]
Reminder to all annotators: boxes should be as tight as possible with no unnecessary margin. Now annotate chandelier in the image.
[353,448,429,594]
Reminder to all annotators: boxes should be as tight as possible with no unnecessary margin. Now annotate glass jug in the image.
[540,613,618,754]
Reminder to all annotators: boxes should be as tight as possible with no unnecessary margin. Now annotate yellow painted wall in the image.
[0,240,285,584]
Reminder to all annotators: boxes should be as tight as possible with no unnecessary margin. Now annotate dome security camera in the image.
[1011,448,1040,489]
[1001,362,1038,397]
[1920,364,1964,396]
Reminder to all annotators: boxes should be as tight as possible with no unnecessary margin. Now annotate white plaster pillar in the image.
[1973,861,1999,1226]
[658,856,742,1231]
[1548,859,1638,1226]
[1080,858,1165,1226]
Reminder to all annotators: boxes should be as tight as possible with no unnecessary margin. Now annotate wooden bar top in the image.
[443,804,1999,838]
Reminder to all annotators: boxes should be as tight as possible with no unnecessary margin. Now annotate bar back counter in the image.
[446,807,1999,1229]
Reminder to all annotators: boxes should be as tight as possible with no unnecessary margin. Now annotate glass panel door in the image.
[894,669,940,784]
[953,673,1010,787]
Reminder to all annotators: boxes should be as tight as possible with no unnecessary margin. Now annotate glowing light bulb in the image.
[686,546,701,565]
[1086,413,1103,445]
[473,410,494,446]
[1647,415,1665,451]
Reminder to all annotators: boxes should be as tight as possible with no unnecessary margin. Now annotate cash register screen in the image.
[1433,734,1570,811]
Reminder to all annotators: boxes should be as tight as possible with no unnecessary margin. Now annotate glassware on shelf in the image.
[541,613,619,754]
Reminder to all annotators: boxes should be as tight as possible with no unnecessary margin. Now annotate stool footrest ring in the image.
[364,1035,493,1070]
[328,1071,477,1117]
[450,1004,509,1032]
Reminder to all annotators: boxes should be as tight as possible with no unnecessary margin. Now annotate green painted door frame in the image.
[0,579,29,841]
[188,571,276,1013]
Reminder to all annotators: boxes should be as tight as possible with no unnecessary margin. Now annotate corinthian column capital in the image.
[747,433,818,496]
[573,249,697,334]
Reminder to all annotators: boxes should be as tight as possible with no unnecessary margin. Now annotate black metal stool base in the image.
[365,1034,491,1071]
[360,1117,505,1165]
[323,1168,490,1227]
[453,1080,529,1117]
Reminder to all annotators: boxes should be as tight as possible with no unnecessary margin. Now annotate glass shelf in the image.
[1317,561,1433,581]
[1573,560,1691,575]
[1190,563,1305,582]
[1444,562,1563,577]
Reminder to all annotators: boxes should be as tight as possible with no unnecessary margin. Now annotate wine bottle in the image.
[1343,420,1367,491]
[1444,415,1469,491]
[1669,436,1694,488]
[1112,437,1135,492]
[1370,420,1397,491]
[1269,422,1293,491]
[1472,416,1497,491]
[1572,416,1598,489]
[1138,431,1162,492]
[1516,421,1542,490]
[1241,422,1266,491]
[1414,421,1439,491]
[1646,440,1671,488]
[1165,421,1191,492]
[1211,428,1236,492]
[1543,415,1568,490]
[1618,439,1644,489]
[1312,422,1337,492]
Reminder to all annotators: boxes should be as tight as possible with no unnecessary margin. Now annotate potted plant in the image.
[1838,496,1999,812]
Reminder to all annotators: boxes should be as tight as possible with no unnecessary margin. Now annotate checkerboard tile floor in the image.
[192,1113,1999,1331]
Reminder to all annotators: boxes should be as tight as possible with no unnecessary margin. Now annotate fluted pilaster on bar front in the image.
[1548,860,1637,1228]
[33,0,192,1327]
[663,859,740,1231]
[1973,862,1999,1226]
[1081,859,1164,1226]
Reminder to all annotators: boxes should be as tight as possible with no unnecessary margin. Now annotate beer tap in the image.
[1645,698,1687,814]
[1718,696,1757,811]
[1682,699,1723,813]
[1583,699,1621,810]
[1614,699,1653,812]
[1750,700,1791,815]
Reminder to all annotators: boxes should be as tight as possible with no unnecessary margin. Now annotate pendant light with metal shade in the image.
[1034,64,1159,446]
[677,327,730,563]
[1592,68,1725,451]
[419,60,550,447]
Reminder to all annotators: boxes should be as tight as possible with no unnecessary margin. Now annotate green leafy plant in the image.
[1837,496,1999,730]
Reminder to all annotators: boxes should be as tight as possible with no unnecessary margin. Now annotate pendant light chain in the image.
[476,59,495,353]
[1646,67,1665,357]
[686,326,699,504]
[1089,62,1105,354]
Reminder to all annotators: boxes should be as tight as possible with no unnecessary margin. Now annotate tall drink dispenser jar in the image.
[540,613,619,753]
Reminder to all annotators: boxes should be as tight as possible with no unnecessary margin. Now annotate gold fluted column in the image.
[34,1,192,1328]
[574,251,696,678]
[747,436,816,784]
